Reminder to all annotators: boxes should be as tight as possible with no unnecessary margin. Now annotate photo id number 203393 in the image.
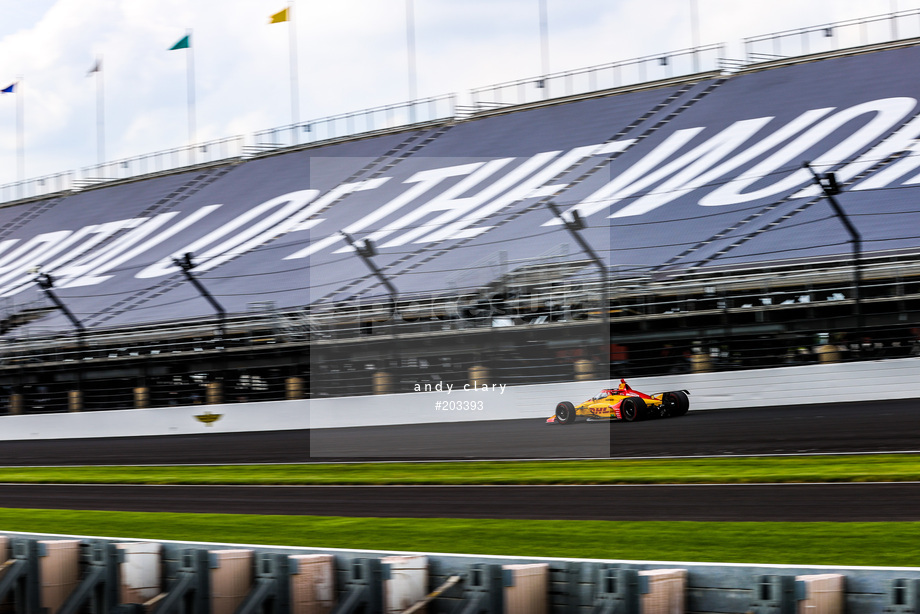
[435,400,484,411]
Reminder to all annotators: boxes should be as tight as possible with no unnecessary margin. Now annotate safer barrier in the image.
[0,356,918,441]
[0,531,916,614]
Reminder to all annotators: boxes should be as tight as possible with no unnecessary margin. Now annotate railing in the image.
[744,7,920,63]
[0,171,73,204]
[468,44,725,111]
[249,94,456,153]
[75,136,245,187]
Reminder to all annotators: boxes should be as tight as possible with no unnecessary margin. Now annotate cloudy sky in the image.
[0,0,918,185]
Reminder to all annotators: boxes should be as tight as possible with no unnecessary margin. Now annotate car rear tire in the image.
[661,391,690,417]
[620,397,646,422]
[555,401,577,425]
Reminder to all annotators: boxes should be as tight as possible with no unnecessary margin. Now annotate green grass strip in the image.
[1,508,919,567]
[1,455,920,485]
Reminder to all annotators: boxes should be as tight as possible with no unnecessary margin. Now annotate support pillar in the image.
[134,387,149,409]
[206,381,222,405]
[469,365,489,387]
[286,376,303,400]
[573,359,595,381]
[816,344,841,363]
[68,390,82,412]
[690,353,712,373]
[373,372,393,395]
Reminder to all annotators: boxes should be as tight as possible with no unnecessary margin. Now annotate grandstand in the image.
[3,10,920,414]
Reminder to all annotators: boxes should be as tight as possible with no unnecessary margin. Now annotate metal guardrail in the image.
[249,94,456,153]
[744,7,920,62]
[469,44,725,110]
[0,172,73,204]
[74,136,245,188]
[0,138,246,205]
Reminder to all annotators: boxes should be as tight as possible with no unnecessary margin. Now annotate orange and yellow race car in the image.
[547,379,689,424]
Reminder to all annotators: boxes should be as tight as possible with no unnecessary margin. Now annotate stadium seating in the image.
[2,42,920,339]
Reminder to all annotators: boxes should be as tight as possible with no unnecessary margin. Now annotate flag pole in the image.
[186,29,197,153]
[538,0,549,99]
[288,1,300,140]
[690,0,700,72]
[405,0,417,122]
[16,76,24,189]
[96,55,105,166]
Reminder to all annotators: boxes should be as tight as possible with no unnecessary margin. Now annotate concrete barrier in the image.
[0,399,310,441]
[1,358,919,440]
[1,530,919,614]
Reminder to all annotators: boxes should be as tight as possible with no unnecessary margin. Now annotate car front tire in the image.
[620,397,646,422]
[555,401,577,425]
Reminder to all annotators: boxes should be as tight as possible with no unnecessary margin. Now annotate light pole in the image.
[36,272,85,341]
[545,202,610,371]
[340,232,400,319]
[36,271,86,410]
[804,162,863,333]
[173,252,227,340]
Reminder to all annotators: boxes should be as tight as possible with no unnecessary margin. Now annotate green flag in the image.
[170,34,190,50]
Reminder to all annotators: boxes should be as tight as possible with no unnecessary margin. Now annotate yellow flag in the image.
[269,7,289,24]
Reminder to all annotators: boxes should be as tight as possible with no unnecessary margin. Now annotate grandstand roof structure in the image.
[4,39,920,337]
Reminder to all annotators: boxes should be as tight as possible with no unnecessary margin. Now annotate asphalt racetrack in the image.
[0,482,919,521]
[0,399,918,520]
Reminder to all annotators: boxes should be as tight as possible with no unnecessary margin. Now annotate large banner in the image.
[2,45,920,331]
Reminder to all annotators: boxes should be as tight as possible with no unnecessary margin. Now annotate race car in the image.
[547,379,689,424]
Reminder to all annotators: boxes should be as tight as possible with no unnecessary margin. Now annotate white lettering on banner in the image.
[884,143,920,184]
[849,113,920,190]
[53,212,183,287]
[608,118,775,219]
[0,218,145,296]
[417,150,560,243]
[35,219,144,272]
[544,129,703,223]
[137,190,319,278]
[608,109,838,218]
[196,178,389,270]
[0,240,19,261]
[377,158,516,248]
[346,163,485,250]
[789,97,918,197]
[0,96,918,299]
[0,231,72,277]
[59,205,222,289]
[284,170,470,260]
[283,178,388,233]
[444,141,632,237]
[702,97,916,206]
[169,189,320,273]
